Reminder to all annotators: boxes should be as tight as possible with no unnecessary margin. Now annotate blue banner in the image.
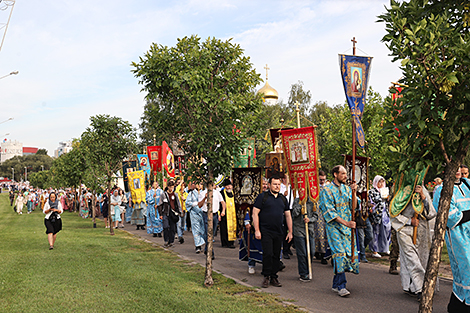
[339,54,372,149]
[137,154,151,181]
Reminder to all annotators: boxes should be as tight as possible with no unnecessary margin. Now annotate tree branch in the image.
[439,139,451,164]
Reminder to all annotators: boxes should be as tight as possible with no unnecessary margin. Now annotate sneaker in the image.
[248,267,255,275]
[105,226,110,228]
[389,268,399,275]
[332,287,339,293]
[361,258,369,263]
[119,224,124,228]
[338,288,350,297]
[371,252,382,258]
[163,242,169,247]
[299,276,311,282]
[262,276,270,288]
[195,246,201,254]
[270,277,282,287]
[178,237,184,244]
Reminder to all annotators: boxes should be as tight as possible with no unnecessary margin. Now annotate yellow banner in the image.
[128,170,146,204]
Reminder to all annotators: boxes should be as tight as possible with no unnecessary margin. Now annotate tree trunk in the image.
[92,190,97,228]
[108,180,114,236]
[419,159,462,312]
[204,171,214,287]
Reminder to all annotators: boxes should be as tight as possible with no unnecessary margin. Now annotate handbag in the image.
[170,209,180,223]
[50,211,58,223]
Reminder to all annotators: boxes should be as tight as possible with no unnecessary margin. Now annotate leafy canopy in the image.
[132,35,263,181]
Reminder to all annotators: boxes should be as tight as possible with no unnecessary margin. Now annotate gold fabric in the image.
[224,189,237,241]
[128,170,146,204]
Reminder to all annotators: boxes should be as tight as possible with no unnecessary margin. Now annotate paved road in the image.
[119,223,452,313]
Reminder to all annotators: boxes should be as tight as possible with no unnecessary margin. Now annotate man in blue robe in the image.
[319,165,359,297]
[433,166,470,312]
[146,181,163,237]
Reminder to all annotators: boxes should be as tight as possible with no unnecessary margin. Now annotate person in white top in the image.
[198,185,225,256]
[43,192,64,250]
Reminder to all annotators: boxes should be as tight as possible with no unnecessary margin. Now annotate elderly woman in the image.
[368,175,391,257]
[43,192,63,250]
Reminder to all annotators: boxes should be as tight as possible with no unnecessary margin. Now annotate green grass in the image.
[0,194,299,313]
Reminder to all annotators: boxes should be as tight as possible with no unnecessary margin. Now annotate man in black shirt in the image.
[253,176,293,288]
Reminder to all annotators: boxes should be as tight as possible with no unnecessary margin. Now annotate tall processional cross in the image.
[351,37,357,56]
[264,64,270,81]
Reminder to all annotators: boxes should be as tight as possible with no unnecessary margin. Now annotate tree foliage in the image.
[0,154,53,181]
[378,1,470,311]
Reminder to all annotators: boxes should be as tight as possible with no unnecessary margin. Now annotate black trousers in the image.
[261,231,283,278]
[448,292,470,313]
[219,215,235,247]
[282,217,292,255]
[163,215,177,244]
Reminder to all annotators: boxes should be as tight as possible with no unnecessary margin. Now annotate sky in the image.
[0,0,401,156]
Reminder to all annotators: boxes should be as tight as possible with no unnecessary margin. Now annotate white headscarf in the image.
[373,175,386,191]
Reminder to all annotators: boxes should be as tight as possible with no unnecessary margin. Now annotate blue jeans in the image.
[357,218,373,260]
[177,211,186,238]
[203,212,218,253]
[333,272,347,290]
[294,234,315,277]
[248,259,256,267]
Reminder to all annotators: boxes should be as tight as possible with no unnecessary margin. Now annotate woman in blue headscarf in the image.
[43,192,63,250]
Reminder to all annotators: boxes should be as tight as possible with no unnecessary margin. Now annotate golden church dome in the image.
[257,81,279,99]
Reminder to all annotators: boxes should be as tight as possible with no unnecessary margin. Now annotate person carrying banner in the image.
[390,170,435,299]
[253,176,293,288]
[176,180,187,244]
[219,179,236,248]
[319,165,359,297]
[314,170,330,264]
[433,166,470,312]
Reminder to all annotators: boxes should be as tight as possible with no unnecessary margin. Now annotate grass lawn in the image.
[0,193,299,313]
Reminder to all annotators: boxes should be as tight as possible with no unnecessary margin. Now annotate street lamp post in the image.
[0,71,18,80]
[0,117,13,125]
[24,167,27,182]
[41,165,44,171]
[11,168,14,182]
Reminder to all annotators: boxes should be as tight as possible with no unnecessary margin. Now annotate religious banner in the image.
[268,127,293,152]
[174,155,186,177]
[137,154,151,181]
[127,170,146,204]
[162,141,175,178]
[233,138,256,168]
[344,155,369,221]
[147,146,162,174]
[389,166,429,218]
[122,161,137,192]
[339,54,373,149]
[265,152,287,178]
[280,126,319,204]
[233,167,262,234]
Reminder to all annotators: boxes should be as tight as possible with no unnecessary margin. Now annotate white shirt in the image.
[198,189,223,213]
[43,201,64,219]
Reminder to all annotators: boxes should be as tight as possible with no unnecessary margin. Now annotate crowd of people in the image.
[5,163,469,312]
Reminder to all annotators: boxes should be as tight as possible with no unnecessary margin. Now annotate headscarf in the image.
[48,192,59,210]
[373,175,386,191]
[111,189,120,203]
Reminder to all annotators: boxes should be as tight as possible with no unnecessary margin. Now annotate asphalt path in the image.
[119,222,452,313]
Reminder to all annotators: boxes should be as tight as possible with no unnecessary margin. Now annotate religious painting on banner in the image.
[127,170,146,204]
[265,152,286,178]
[137,154,151,181]
[280,126,319,204]
[233,167,262,234]
[146,146,162,174]
[389,166,429,218]
[339,54,373,149]
[162,141,175,178]
[268,128,294,152]
[344,155,369,220]
[122,161,137,192]
[233,138,256,168]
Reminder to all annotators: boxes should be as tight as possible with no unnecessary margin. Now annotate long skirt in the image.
[189,210,205,247]
[147,204,163,234]
[369,209,391,253]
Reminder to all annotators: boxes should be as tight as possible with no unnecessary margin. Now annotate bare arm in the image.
[284,210,293,242]
[253,207,261,239]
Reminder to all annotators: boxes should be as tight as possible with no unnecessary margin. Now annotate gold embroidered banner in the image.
[127,170,146,204]
[280,126,320,204]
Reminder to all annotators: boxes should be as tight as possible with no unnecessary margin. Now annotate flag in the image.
[269,127,293,151]
[265,152,287,178]
[390,166,429,218]
[147,146,162,174]
[162,141,175,178]
[122,161,137,192]
[280,126,320,204]
[127,170,146,204]
[174,155,186,176]
[137,154,151,181]
[339,54,373,149]
[232,167,263,232]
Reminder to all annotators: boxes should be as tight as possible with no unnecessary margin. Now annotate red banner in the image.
[281,126,319,204]
[162,141,175,178]
[147,146,162,174]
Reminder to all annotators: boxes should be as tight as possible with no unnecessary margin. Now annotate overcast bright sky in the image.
[0,0,401,156]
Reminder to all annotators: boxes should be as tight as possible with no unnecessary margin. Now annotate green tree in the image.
[0,154,53,181]
[81,115,137,235]
[28,170,51,189]
[378,1,470,311]
[132,35,263,286]
[36,148,48,155]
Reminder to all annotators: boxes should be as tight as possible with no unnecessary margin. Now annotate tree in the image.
[36,149,48,155]
[0,154,53,181]
[378,1,470,311]
[81,115,137,235]
[132,35,263,286]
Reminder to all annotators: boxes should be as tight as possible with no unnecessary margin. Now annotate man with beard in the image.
[319,165,358,297]
[219,179,236,248]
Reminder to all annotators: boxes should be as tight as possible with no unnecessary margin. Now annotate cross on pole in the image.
[351,37,357,56]
[264,64,270,81]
